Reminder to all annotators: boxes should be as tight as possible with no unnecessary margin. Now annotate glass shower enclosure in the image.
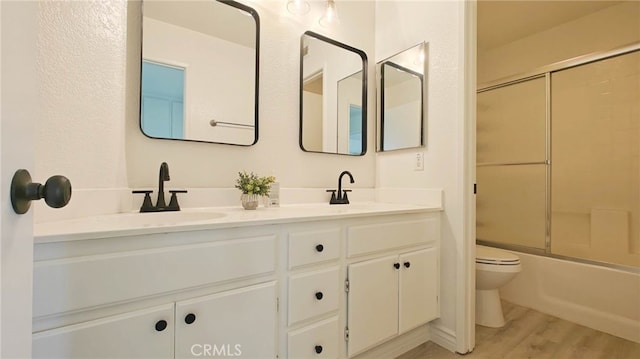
[476,46,640,269]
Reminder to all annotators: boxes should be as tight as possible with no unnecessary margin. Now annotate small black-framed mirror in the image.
[140,0,260,146]
[377,42,427,151]
[299,31,368,156]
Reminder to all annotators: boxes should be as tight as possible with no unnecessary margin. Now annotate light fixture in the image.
[286,0,310,15]
[319,0,340,27]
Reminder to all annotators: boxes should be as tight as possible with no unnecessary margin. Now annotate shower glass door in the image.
[476,77,548,250]
[550,51,640,268]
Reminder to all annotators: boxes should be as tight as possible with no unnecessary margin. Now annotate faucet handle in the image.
[342,190,352,204]
[326,189,337,204]
[168,190,187,211]
[132,190,154,212]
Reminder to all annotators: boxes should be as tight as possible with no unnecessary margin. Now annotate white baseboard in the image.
[429,322,457,353]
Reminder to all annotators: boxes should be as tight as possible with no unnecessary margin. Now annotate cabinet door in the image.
[399,247,439,334]
[347,255,399,357]
[32,304,174,358]
[174,282,277,359]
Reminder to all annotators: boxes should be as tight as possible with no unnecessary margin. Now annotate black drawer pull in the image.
[315,291,324,300]
[155,320,167,332]
[315,244,324,252]
[185,313,196,324]
[315,345,323,354]
[404,261,411,268]
[393,262,400,270]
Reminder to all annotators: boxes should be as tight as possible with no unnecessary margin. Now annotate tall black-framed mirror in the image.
[299,31,368,156]
[377,42,427,151]
[140,0,259,146]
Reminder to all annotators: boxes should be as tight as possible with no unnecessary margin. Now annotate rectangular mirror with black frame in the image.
[377,42,427,151]
[140,0,259,146]
[299,31,368,156]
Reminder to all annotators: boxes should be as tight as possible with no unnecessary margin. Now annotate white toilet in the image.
[475,245,521,328]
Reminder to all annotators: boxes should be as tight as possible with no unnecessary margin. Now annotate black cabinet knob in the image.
[185,313,196,324]
[404,261,411,268]
[155,320,167,332]
[315,291,324,300]
[315,244,324,252]
[315,345,323,354]
[393,262,400,270]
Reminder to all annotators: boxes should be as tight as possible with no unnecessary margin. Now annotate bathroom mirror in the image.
[377,42,427,151]
[140,0,259,145]
[299,31,368,155]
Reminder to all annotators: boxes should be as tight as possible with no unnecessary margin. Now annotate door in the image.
[399,248,439,334]
[32,304,174,358]
[347,255,399,357]
[1,1,37,357]
[174,281,277,359]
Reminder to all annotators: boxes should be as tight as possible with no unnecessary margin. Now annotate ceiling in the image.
[478,0,623,52]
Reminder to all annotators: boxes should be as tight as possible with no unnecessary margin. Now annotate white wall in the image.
[478,1,640,85]
[36,0,129,191]
[375,0,470,349]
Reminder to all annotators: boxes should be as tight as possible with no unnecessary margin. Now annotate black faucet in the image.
[327,170,354,205]
[157,162,170,208]
[132,162,187,212]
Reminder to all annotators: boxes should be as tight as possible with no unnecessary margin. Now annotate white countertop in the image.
[34,202,442,243]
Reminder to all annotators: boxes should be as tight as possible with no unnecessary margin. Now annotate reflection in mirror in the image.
[377,42,427,151]
[140,0,259,145]
[300,31,367,155]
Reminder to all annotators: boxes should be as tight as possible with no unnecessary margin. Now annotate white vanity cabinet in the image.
[33,282,277,359]
[32,229,278,359]
[345,215,440,357]
[33,205,441,359]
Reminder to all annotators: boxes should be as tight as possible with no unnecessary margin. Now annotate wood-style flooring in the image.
[397,301,640,359]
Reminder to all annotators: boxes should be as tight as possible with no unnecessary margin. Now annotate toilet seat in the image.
[476,245,520,265]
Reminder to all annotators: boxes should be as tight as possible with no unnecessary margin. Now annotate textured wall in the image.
[375,0,470,344]
[36,0,129,190]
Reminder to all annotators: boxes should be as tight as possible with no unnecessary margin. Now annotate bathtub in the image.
[499,251,640,343]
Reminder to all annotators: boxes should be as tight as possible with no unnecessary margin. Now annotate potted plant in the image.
[235,171,276,210]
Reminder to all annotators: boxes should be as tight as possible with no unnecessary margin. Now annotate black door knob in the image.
[185,313,196,324]
[315,291,324,300]
[315,244,324,252]
[315,345,323,354]
[404,261,411,268]
[10,169,72,214]
[155,320,168,332]
[393,262,400,270]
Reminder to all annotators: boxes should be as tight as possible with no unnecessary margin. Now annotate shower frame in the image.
[476,42,640,273]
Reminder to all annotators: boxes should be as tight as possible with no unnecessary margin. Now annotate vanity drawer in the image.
[288,266,340,326]
[34,235,276,318]
[288,228,340,269]
[288,316,340,359]
[347,215,440,257]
